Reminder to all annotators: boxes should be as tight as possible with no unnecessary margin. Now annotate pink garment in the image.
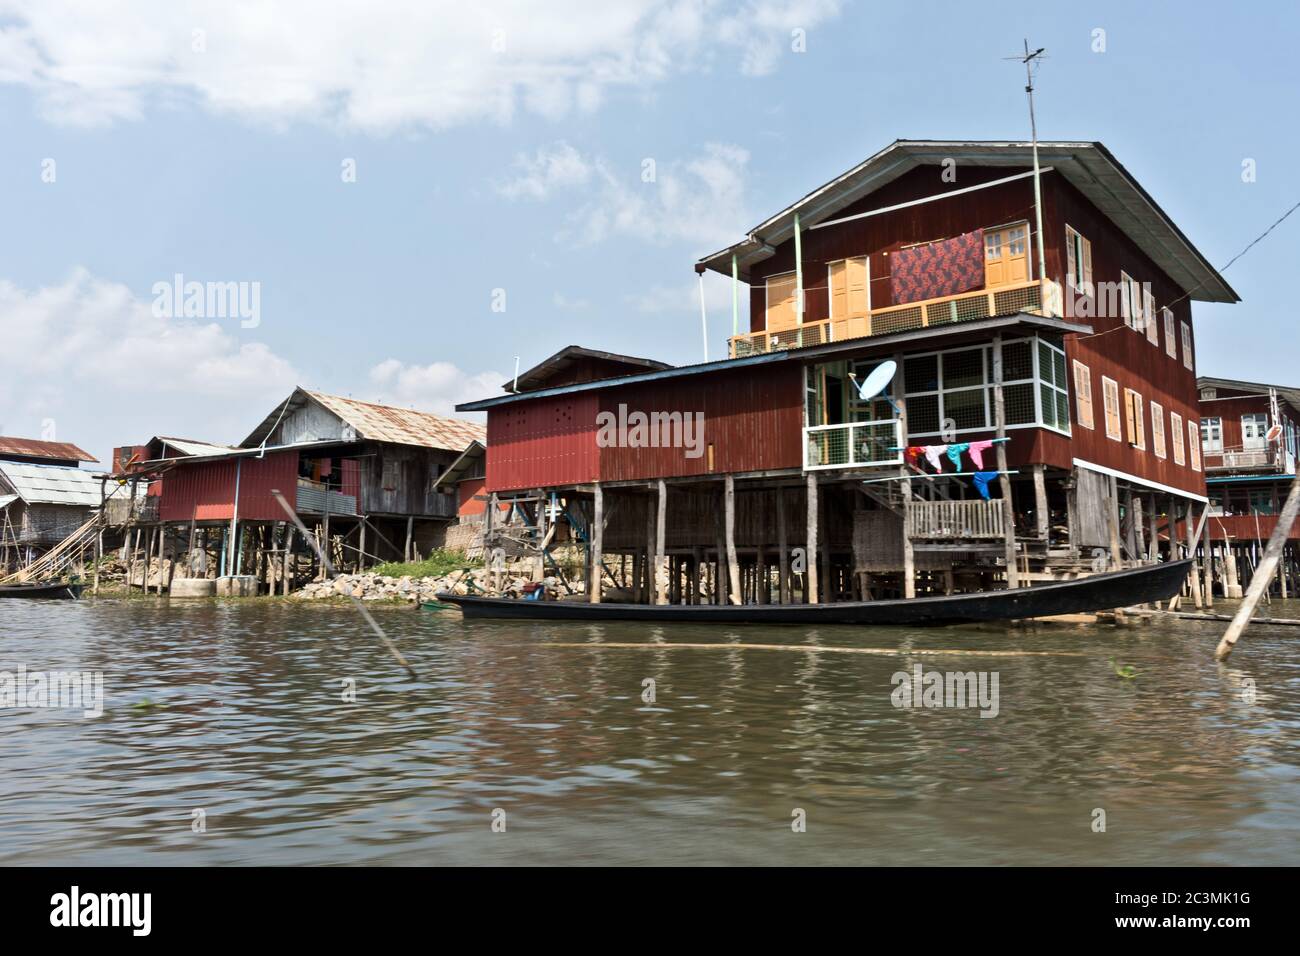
[923,444,948,472]
[967,440,995,470]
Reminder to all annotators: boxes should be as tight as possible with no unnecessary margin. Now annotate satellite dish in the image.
[848,360,898,402]
[1266,423,1284,443]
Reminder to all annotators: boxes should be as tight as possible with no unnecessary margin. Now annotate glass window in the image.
[943,348,985,389]
[1004,340,1033,381]
[904,354,939,394]
[1201,417,1222,453]
[1242,413,1268,449]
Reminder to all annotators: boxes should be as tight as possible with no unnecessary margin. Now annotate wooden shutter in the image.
[765,274,797,332]
[1072,359,1094,429]
[845,257,868,314]
[1144,288,1158,345]
[1082,237,1093,291]
[828,261,846,318]
[1103,378,1121,440]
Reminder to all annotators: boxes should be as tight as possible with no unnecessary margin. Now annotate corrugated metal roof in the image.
[0,462,102,506]
[697,140,1238,304]
[307,391,486,451]
[0,436,98,463]
[0,493,17,510]
[155,436,241,458]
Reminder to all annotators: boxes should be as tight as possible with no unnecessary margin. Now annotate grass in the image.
[371,549,480,580]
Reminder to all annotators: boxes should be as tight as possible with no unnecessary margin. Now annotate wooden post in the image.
[690,547,701,604]
[1147,495,1160,562]
[1185,501,1203,609]
[1033,463,1049,541]
[777,487,789,603]
[404,516,414,563]
[991,334,1020,588]
[1132,494,1146,561]
[358,520,366,572]
[820,488,832,603]
[724,475,741,604]
[655,479,668,604]
[1216,475,1300,660]
[589,484,603,603]
[1107,475,1124,571]
[805,472,819,605]
[92,528,101,597]
[157,522,167,594]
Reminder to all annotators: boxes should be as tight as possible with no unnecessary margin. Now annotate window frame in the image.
[1151,401,1167,459]
[1102,376,1122,442]
[1171,411,1186,465]
[1163,307,1177,359]
[1072,359,1094,430]
[1180,321,1194,370]
[1124,387,1146,450]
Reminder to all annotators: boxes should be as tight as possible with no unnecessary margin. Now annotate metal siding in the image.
[159,451,298,522]
[599,363,805,480]
[485,393,600,492]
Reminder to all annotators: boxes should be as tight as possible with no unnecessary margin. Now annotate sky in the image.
[0,0,1296,465]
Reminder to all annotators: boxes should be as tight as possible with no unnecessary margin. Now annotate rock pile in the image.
[292,563,543,603]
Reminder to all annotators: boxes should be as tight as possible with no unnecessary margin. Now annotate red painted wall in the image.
[486,392,600,492]
[159,451,299,522]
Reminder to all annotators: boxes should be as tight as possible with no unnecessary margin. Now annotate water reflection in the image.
[0,598,1296,865]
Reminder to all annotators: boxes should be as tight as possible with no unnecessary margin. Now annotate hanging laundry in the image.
[972,471,999,500]
[890,229,985,304]
[967,439,996,470]
[923,444,949,472]
[945,442,970,470]
[905,446,927,471]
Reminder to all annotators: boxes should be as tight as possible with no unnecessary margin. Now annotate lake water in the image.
[1,597,1297,865]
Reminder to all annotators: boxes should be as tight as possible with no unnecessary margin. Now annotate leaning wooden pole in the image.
[1216,474,1300,661]
[805,472,819,605]
[724,474,741,605]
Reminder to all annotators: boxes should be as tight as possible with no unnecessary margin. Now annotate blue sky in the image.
[0,1,1295,463]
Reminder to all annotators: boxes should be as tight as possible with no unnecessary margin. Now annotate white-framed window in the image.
[898,335,1071,438]
[1180,321,1194,370]
[1124,388,1146,449]
[1189,419,1202,471]
[1171,411,1186,465]
[1072,359,1094,430]
[1201,417,1223,453]
[1163,308,1176,359]
[1102,376,1121,441]
[1152,402,1167,459]
[1143,287,1158,345]
[1242,412,1268,450]
[1065,225,1093,295]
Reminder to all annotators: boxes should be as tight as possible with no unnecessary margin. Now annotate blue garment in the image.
[972,471,998,500]
[946,442,970,470]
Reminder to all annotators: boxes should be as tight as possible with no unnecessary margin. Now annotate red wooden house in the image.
[459,140,1237,604]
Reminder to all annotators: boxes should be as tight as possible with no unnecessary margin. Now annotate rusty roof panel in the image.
[0,436,98,463]
[305,390,486,452]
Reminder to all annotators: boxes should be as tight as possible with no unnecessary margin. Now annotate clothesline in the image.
[886,437,1009,452]
[861,470,1021,484]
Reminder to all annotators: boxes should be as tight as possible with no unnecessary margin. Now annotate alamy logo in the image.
[595,404,705,459]
[890,664,1000,718]
[0,665,103,717]
[152,273,261,328]
[50,886,151,936]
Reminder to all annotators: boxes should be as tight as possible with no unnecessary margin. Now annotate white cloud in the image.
[368,359,505,416]
[0,268,299,460]
[522,141,752,247]
[0,1,843,133]
[497,141,593,201]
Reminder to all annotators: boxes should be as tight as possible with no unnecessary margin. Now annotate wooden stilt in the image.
[724,474,741,604]
[805,472,819,605]
[655,479,668,604]
[1033,463,1049,541]
[589,484,603,603]
[1107,475,1124,571]
[991,334,1020,588]
[777,487,790,603]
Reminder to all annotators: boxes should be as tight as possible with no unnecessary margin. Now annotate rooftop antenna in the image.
[1006,40,1049,283]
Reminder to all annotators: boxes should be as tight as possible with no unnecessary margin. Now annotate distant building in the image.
[0,438,101,570]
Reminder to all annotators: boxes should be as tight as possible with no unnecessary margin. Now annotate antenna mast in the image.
[1017,40,1049,285]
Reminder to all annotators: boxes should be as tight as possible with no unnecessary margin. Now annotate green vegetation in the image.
[372,549,479,580]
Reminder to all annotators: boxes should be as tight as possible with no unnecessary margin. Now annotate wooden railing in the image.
[905,499,1005,540]
[1204,445,1281,472]
[730,278,1063,358]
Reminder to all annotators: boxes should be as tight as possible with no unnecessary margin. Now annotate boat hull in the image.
[436,560,1192,626]
[0,581,85,600]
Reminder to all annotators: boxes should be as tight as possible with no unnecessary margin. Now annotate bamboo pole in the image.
[589,484,603,604]
[777,487,789,604]
[1216,475,1300,661]
[991,334,1020,588]
[655,479,668,604]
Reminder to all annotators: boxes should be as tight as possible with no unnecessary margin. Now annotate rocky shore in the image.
[292,563,539,603]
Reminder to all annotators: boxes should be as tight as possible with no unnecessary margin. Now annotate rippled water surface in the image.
[1,596,1297,865]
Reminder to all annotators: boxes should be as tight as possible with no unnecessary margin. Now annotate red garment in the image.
[905,446,928,471]
[890,229,985,305]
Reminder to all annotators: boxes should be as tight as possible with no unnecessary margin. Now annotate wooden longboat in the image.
[436,559,1191,626]
[0,581,85,600]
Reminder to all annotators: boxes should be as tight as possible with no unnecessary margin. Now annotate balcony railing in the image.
[803,419,903,471]
[1203,444,1281,472]
[731,278,1063,359]
[905,499,1006,540]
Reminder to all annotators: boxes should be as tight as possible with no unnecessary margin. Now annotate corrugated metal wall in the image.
[486,393,600,492]
[159,451,298,522]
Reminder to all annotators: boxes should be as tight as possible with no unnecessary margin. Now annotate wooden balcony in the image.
[730,278,1063,358]
[803,419,903,471]
[905,499,1006,540]
[1204,445,1282,473]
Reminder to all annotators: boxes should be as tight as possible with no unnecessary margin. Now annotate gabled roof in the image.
[242,387,486,452]
[432,440,486,491]
[698,139,1238,304]
[1198,375,1300,417]
[151,436,240,458]
[0,462,102,507]
[0,436,97,463]
[506,346,672,393]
